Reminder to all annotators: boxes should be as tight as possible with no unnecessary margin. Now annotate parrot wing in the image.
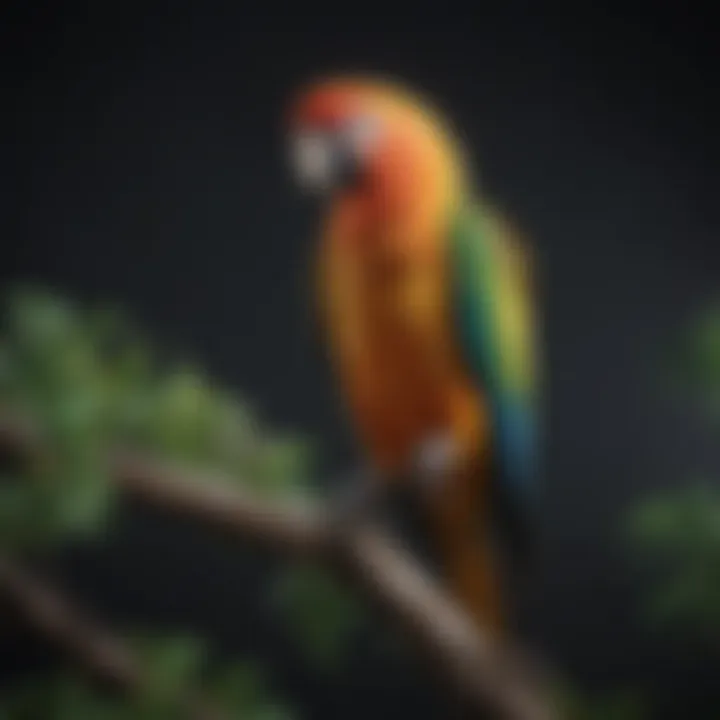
[448,202,540,556]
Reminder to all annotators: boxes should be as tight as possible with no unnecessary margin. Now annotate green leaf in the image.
[53,468,115,540]
[0,479,63,551]
[129,633,207,709]
[7,288,78,354]
[207,661,267,712]
[628,483,720,636]
[0,671,132,720]
[551,681,647,720]
[270,562,363,670]
[207,662,296,720]
[670,304,720,417]
[253,436,316,497]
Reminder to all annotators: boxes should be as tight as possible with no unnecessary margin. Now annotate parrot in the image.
[285,75,540,637]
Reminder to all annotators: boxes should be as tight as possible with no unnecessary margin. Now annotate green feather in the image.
[448,202,539,506]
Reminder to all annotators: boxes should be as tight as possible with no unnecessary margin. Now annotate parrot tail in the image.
[444,531,506,637]
[423,463,513,639]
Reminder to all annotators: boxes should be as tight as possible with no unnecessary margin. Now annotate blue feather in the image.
[448,204,538,510]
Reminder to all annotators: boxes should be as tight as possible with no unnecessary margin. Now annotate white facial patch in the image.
[290,131,336,193]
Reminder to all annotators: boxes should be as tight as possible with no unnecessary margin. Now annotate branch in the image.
[0,412,557,720]
[0,554,226,720]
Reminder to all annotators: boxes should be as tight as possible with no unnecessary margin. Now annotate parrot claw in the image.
[412,433,459,494]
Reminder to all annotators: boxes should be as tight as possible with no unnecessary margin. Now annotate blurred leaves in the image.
[0,672,125,720]
[127,632,294,719]
[207,661,294,720]
[0,286,317,553]
[0,285,359,715]
[0,632,295,719]
[0,285,357,660]
[667,303,720,417]
[686,305,720,390]
[553,680,647,720]
[129,633,209,712]
[270,562,364,671]
[627,483,720,635]
[627,300,720,644]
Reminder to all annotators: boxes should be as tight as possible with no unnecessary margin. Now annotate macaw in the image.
[285,76,540,636]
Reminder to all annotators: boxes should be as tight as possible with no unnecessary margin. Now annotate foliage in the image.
[552,680,647,720]
[0,287,320,555]
[628,483,720,634]
[12,285,720,717]
[0,632,292,719]
[0,286,363,717]
[675,304,720,413]
[270,562,365,671]
[628,302,720,637]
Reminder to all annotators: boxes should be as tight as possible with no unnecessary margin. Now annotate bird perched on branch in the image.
[285,75,540,637]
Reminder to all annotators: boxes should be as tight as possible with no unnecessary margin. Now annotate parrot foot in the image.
[411,432,459,495]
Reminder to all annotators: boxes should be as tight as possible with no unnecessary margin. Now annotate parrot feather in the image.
[448,203,539,544]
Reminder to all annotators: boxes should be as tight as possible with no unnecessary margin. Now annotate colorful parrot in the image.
[285,76,540,636]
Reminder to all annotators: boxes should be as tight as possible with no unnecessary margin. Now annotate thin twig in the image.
[0,554,226,720]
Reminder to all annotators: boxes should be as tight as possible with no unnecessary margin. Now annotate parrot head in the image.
[285,76,466,211]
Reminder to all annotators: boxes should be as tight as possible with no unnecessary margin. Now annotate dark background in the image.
[2,5,718,718]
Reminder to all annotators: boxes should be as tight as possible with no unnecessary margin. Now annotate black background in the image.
[2,5,718,718]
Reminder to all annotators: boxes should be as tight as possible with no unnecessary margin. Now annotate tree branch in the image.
[0,412,557,720]
[0,554,226,720]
